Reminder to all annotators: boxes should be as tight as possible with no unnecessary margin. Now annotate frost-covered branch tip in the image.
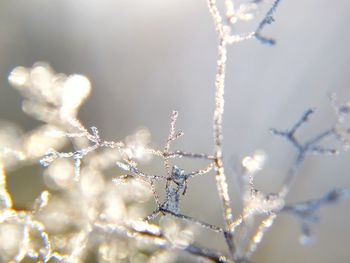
[271,108,338,197]
[255,0,283,45]
[283,188,350,245]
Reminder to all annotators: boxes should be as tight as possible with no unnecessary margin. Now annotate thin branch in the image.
[208,1,235,248]
[94,220,233,263]
[245,109,339,259]
[282,188,350,216]
[271,109,338,197]
[164,111,183,179]
[282,188,350,245]
[160,208,225,234]
[244,213,276,259]
[254,0,283,45]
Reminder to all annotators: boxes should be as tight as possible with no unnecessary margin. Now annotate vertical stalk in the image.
[208,0,235,255]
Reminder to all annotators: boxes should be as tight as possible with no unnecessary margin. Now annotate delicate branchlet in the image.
[230,150,283,260]
[271,108,338,197]
[164,111,184,179]
[254,0,283,45]
[0,179,54,262]
[282,188,350,245]
[40,126,124,181]
[113,111,226,259]
[244,108,347,260]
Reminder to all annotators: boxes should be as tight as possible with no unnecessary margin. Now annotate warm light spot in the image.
[103,190,126,222]
[62,75,91,110]
[0,224,22,255]
[8,67,30,88]
[44,159,74,190]
[80,168,105,198]
[99,241,128,261]
[253,231,263,244]
[124,128,152,162]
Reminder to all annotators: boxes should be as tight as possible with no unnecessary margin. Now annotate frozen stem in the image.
[254,0,283,45]
[244,108,340,260]
[282,188,350,244]
[208,1,235,256]
[271,108,337,197]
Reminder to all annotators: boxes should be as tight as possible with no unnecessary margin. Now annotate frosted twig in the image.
[0,211,54,262]
[28,219,53,262]
[94,220,232,263]
[187,163,214,177]
[244,213,276,259]
[160,208,225,234]
[245,109,339,259]
[5,1,345,262]
[144,209,161,221]
[254,0,283,45]
[162,150,215,160]
[163,111,184,181]
[227,32,255,44]
[283,188,350,215]
[40,126,125,182]
[149,179,162,207]
[116,161,166,180]
[282,188,350,244]
[208,0,235,255]
[271,109,337,197]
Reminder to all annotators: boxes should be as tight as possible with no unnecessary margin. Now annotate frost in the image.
[39,150,59,167]
[1,1,350,263]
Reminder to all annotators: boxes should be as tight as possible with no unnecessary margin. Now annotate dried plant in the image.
[0,1,349,263]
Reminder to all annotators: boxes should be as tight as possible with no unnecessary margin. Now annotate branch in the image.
[208,2,235,252]
[254,0,283,45]
[271,109,337,197]
[94,220,233,263]
[282,188,350,244]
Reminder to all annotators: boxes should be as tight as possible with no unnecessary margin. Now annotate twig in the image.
[244,109,338,259]
[254,0,283,45]
[207,2,235,256]
[271,109,337,197]
[94,220,233,263]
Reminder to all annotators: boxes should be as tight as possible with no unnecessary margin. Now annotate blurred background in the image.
[0,0,350,262]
